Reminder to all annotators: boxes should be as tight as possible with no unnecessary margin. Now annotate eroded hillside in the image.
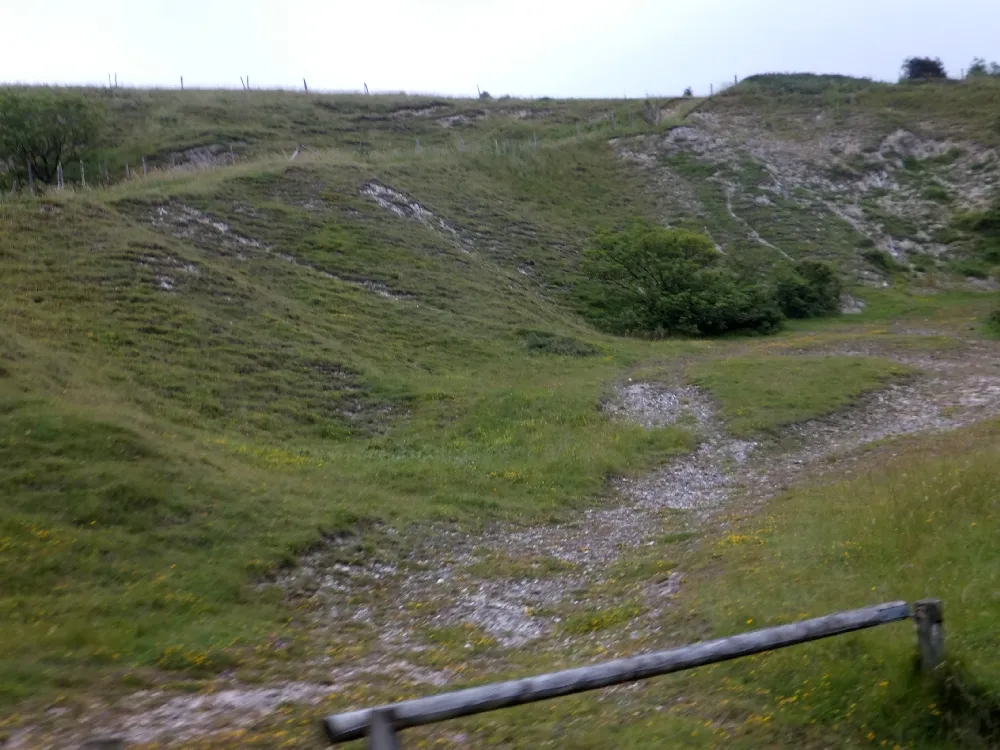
[3,76,1000,749]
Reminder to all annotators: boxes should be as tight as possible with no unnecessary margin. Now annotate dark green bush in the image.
[901,57,947,81]
[987,308,1000,335]
[0,88,104,185]
[773,260,843,319]
[862,248,906,273]
[952,259,991,279]
[520,330,598,357]
[953,201,1000,264]
[579,223,783,337]
[924,184,953,203]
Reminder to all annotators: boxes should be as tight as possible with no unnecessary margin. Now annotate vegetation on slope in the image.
[1,79,1000,748]
[689,355,911,435]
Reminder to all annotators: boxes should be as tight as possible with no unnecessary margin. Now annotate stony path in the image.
[12,338,1000,748]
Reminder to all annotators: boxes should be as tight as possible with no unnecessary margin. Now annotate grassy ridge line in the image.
[706,75,1000,144]
[0,87,688,187]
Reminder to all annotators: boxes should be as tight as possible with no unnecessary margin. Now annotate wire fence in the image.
[0,76,749,199]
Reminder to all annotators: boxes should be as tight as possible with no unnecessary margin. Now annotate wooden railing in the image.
[323,599,943,748]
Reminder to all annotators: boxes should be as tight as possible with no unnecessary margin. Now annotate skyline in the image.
[2,0,998,98]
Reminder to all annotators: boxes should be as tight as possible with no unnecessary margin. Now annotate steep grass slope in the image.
[1,123,708,703]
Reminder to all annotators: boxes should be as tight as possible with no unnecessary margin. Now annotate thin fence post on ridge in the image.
[27,160,34,192]
[142,156,147,177]
[303,78,308,93]
[80,161,86,188]
[57,162,64,190]
[180,76,184,90]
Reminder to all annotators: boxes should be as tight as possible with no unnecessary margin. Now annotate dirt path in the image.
[12,338,1000,748]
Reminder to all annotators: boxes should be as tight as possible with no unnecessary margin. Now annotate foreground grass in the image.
[689,354,912,435]
[686,422,1000,748]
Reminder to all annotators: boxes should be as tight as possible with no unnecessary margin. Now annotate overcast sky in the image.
[2,0,998,97]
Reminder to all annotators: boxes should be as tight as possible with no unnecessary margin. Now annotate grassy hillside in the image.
[2,77,1000,748]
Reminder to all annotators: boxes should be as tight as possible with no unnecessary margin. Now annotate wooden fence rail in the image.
[323,599,943,748]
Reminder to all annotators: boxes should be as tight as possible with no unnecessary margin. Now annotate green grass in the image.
[691,422,1000,748]
[2,81,1000,747]
[0,140,698,703]
[689,355,912,435]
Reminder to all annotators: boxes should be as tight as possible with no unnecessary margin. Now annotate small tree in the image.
[967,57,1000,77]
[901,57,947,81]
[683,87,693,97]
[773,260,843,319]
[579,223,782,336]
[0,89,104,185]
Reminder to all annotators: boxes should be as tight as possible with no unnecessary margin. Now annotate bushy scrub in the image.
[579,223,840,337]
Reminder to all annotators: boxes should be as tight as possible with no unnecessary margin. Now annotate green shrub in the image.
[901,56,947,81]
[910,253,937,272]
[579,223,782,337]
[988,308,1000,334]
[953,201,1000,265]
[0,88,104,185]
[520,330,598,357]
[862,248,906,273]
[773,260,843,319]
[924,183,953,203]
[952,259,991,279]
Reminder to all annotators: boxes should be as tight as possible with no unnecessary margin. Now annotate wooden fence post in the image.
[80,161,86,188]
[57,162,64,190]
[180,76,184,90]
[142,156,147,176]
[367,709,399,750]
[303,78,308,93]
[914,599,944,670]
[27,160,34,192]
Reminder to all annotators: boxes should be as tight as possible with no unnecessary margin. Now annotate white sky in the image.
[2,0,998,97]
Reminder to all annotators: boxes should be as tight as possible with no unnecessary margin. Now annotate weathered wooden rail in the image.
[323,599,943,748]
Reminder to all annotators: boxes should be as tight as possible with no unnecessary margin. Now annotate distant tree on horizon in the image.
[0,89,104,185]
[967,57,1000,77]
[901,57,947,81]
